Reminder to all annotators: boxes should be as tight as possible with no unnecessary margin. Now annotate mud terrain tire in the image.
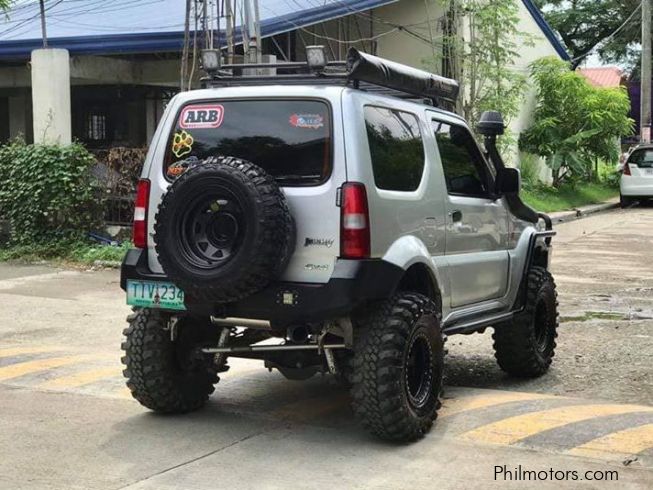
[493,266,558,377]
[154,156,294,303]
[121,309,219,413]
[350,293,445,442]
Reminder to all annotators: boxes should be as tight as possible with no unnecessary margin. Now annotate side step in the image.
[443,311,514,336]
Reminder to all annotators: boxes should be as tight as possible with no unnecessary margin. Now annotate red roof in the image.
[579,67,625,88]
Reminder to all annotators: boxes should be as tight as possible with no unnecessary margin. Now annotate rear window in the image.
[627,149,653,168]
[165,99,331,185]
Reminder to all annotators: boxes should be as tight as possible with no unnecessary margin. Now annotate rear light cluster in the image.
[623,162,631,176]
[340,182,370,259]
[133,179,150,249]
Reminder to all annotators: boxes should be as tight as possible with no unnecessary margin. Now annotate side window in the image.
[433,121,491,197]
[364,106,425,191]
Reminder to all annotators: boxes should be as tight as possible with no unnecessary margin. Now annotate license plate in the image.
[646,169,653,175]
[126,280,186,311]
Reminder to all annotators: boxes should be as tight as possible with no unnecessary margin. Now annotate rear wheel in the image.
[121,309,220,413]
[620,194,634,208]
[493,267,558,377]
[350,293,445,442]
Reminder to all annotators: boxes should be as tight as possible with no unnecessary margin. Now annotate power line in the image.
[0,0,167,40]
[571,1,643,64]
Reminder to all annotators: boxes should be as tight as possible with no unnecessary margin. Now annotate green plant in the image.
[432,0,532,153]
[521,181,618,212]
[519,57,634,186]
[534,0,645,70]
[518,153,541,189]
[0,240,130,265]
[0,140,104,245]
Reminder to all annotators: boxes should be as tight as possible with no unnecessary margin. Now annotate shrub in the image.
[519,57,634,186]
[518,153,541,189]
[0,140,104,245]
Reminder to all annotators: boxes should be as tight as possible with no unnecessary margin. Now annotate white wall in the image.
[374,0,562,177]
[31,48,72,145]
[374,0,444,70]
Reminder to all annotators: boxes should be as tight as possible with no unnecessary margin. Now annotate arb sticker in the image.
[289,113,324,130]
[179,104,224,129]
[172,130,194,158]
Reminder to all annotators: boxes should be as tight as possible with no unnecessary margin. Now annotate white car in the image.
[621,144,653,207]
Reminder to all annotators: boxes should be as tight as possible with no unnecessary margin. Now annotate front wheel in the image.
[121,309,220,413]
[350,293,445,442]
[493,267,558,377]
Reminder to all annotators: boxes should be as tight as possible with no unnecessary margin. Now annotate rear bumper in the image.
[620,177,653,196]
[120,248,404,323]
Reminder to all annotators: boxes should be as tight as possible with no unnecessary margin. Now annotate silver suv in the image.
[120,48,558,442]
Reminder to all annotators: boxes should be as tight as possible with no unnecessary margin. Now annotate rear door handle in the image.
[451,210,463,223]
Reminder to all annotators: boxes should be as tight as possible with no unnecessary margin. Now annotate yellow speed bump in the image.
[568,423,653,458]
[460,404,653,446]
[441,391,557,418]
[0,346,60,358]
[39,366,122,389]
[0,355,89,381]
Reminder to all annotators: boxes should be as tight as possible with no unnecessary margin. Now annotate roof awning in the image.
[0,0,398,61]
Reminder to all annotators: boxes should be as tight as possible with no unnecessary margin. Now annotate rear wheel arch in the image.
[396,263,442,313]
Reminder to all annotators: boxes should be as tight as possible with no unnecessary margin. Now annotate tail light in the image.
[623,162,631,176]
[340,182,370,259]
[133,179,150,249]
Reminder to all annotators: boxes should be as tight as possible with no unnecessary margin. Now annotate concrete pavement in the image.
[1,207,653,489]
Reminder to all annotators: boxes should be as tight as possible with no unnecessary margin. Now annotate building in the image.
[0,0,569,151]
[579,67,626,89]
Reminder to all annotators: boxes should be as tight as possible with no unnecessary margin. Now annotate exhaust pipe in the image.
[287,325,309,344]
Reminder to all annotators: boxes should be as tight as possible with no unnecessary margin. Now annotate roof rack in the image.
[201,47,460,107]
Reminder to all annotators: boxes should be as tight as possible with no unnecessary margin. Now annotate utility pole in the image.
[253,0,262,65]
[39,0,48,48]
[181,0,191,90]
[243,0,258,63]
[642,0,652,143]
[225,0,234,64]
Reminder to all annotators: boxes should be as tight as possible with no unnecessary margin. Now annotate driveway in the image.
[0,208,652,489]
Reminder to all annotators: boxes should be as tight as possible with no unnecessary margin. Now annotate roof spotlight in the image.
[306,45,327,72]
[201,49,221,73]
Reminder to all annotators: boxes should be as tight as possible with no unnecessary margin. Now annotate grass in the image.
[560,311,626,323]
[0,240,131,266]
[521,182,618,213]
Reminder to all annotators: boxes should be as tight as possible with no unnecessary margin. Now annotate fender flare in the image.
[381,235,446,305]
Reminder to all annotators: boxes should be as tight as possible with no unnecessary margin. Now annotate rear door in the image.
[431,118,510,308]
[626,148,653,178]
[153,95,345,284]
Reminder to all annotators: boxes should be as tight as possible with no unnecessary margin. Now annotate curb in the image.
[549,200,620,224]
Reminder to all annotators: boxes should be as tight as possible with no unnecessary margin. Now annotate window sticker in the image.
[172,130,194,158]
[167,156,200,178]
[289,113,324,130]
[179,104,224,129]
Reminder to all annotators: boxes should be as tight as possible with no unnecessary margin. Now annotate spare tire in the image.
[153,156,294,303]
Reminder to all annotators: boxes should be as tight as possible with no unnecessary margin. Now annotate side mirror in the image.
[477,111,505,137]
[496,167,521,195]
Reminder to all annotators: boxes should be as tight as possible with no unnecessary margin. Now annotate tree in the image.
[1,1,12,11]
[534,0,645,70]
[433,0,532,151]
[520,57,634,186]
